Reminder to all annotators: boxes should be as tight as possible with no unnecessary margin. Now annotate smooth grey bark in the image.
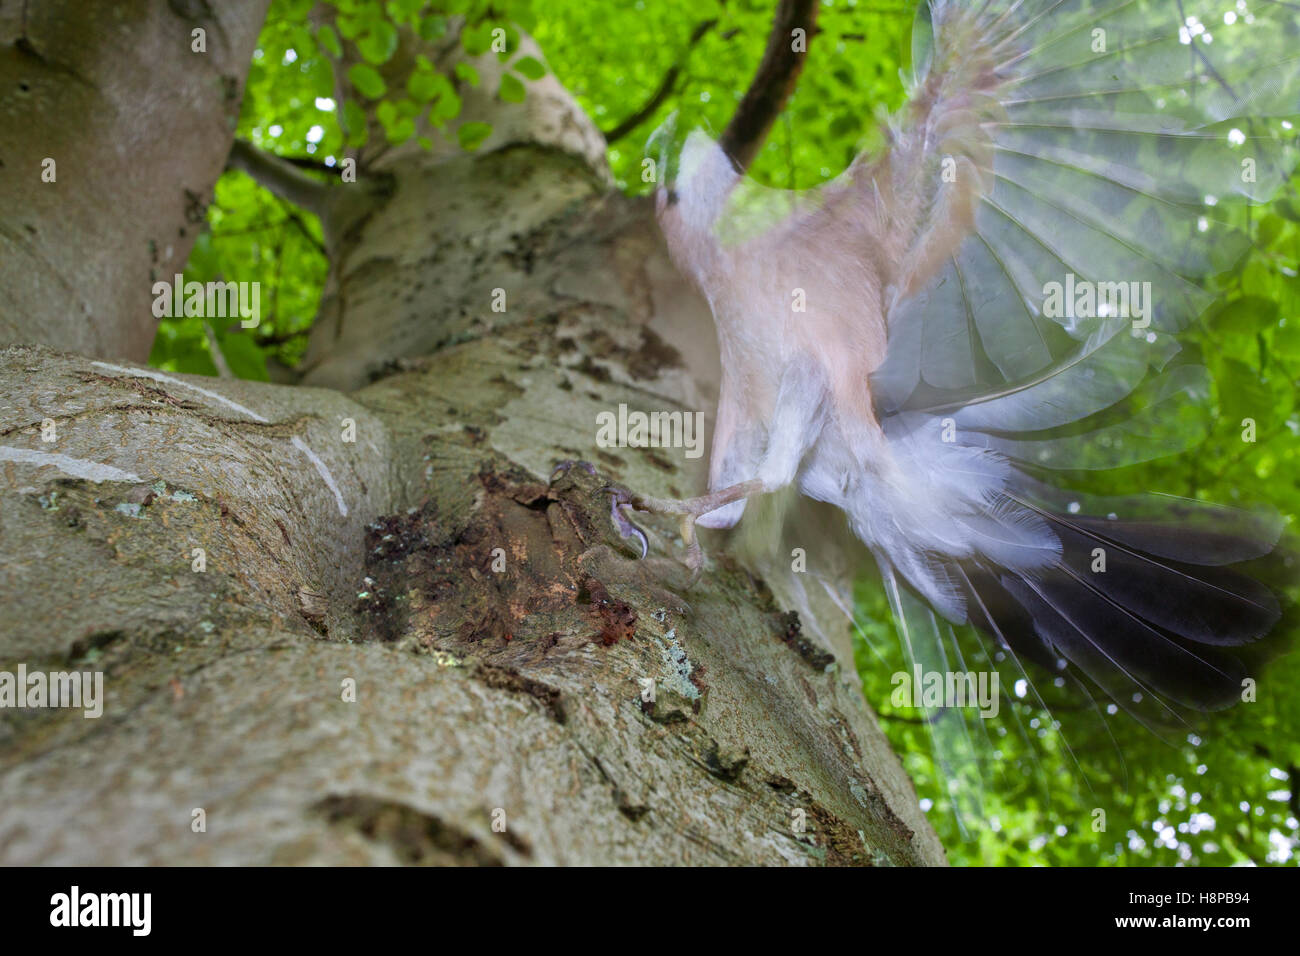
[0,0,271,359]
[0,16,946,865]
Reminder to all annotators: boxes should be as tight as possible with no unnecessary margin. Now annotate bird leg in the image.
[606,479,762,582]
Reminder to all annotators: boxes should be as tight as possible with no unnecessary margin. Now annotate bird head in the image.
[646,114,741,252]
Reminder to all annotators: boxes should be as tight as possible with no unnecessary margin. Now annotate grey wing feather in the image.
[872,0,1299,449]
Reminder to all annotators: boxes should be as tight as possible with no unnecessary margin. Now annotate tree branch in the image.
[253,325,310,346]
[280,154,346,177]
[275,197,327,256]
[719,0,818,173]
[226,138,330,216]
[202,321,235,378]
[602,18,718,145]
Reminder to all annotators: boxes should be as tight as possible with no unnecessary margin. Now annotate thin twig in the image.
[718,0,820,173]
[602,18,719,145]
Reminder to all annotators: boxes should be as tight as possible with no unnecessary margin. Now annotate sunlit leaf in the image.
[457,121,492,151]
[498,73,525,103]
[347,63,386,98]
[513,55,546,80]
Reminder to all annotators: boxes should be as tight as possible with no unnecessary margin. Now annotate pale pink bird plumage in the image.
[643,0,1300,732]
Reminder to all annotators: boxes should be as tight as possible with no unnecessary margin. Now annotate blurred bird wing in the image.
[867,0,1299,452]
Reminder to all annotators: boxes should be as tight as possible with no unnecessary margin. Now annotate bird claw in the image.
[603,484,709,584]
[602,480,761,584]
[604,485,649,560]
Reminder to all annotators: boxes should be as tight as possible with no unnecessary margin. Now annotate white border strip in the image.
[91,361,270,423]
[291,436,349,518]
[0,445,142,483]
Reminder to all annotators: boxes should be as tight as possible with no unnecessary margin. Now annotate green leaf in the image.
[347,63,387,98]
[498,72,525,103]
[454,62,480,87]
[336,14,363,40]
[1256,213,1287,250]
[290,25,318,60]
[1271,318,1300,358]
[492,24,519,59]
[457,121,492,151]
[513,55,546,80]
[343,100,369,145]
[185,231,219,276]
[1276,197,1300,223]
[386,0,425,23]
[1211,296,1280,336]
[1239,259,1275,297]
[317,24,342,58]
[357,19,399,64]
[417,15,448,43]
[149,320,218,377]
[1218,358,1273,423]
[428,84,462,126]
[376,99,416,143]
[407,68,445,102]
[461,22,493,56]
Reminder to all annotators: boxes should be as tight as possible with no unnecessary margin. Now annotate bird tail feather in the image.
[952,492,1289,727]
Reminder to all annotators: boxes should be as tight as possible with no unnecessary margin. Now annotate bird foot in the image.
[550,460,652,561]
[604,479,762,585]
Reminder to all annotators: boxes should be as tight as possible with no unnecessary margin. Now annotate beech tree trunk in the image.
[0,10,946,866]
[0,0,272,359]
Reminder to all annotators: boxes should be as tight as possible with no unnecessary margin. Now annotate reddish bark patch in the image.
[355,458,641,655]
[581,576,637,646]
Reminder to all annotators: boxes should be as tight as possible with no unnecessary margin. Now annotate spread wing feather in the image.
[872,0,1299,423]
